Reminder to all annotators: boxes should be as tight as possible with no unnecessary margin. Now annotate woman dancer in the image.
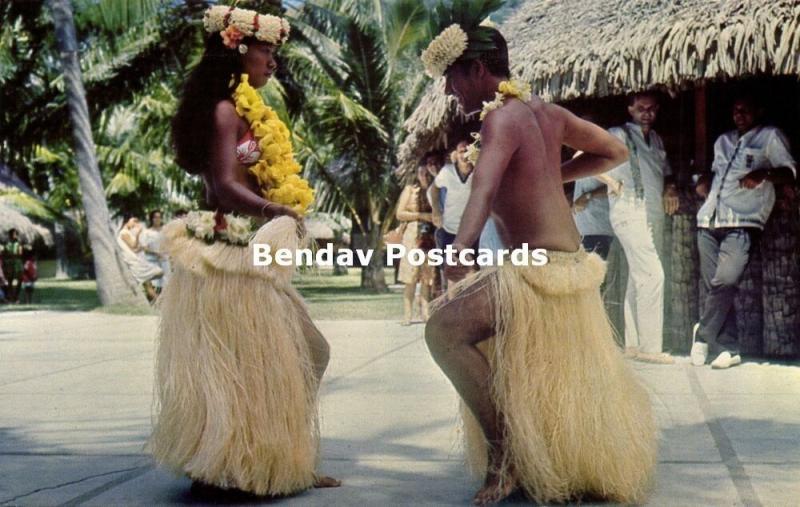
[148,5,339,495]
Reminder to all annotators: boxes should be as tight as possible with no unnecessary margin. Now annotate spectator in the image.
[572,175,614,259]
[20,251,37,305]
[691,96,796,369]
[141,210,169,291]
[0,258,8,303]
[571,115,614,259]
[395,164,436,325]
[3,228,23,302]
[117,215,163,302]
[603,91,678,364]
[430,140,477,284]
[422,152,445,296]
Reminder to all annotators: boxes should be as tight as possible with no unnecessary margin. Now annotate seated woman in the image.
[117,215,162,302]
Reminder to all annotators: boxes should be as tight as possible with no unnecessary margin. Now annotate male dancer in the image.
[422,7,657,506]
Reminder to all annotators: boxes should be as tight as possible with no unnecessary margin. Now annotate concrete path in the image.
[0,311,798,506]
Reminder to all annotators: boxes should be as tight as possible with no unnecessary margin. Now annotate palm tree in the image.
[49,0,145,306]
[285,0,431,290]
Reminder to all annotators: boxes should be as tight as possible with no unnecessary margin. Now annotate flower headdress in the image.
[421,0,505,78]
[203,5,290,54]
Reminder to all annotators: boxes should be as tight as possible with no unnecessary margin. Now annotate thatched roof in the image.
[398,0,800,175]
[0,202,54,247]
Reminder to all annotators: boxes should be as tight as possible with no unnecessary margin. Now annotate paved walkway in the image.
[0,311,798,506]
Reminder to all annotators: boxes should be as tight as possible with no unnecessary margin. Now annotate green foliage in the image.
[428,0,506,60]
[0,188,60,223]
[0,0,205,226]
[286,0,432,232]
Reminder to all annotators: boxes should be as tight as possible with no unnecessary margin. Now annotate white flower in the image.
[203,6,227,33]
[189,211,216,241]
[465,133,481,165]
[223,214,253,244]
[421,24,468,78]
[479,92,505,120]
[238,43,248,54]
[255,15,286,45]
[203,7,291,46]
[229,8,257,37]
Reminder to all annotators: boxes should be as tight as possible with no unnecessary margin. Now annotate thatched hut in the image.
[399,0,800,357]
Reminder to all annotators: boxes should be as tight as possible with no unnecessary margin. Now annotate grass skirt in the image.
[441,249,657,503]
[148,216,318,496]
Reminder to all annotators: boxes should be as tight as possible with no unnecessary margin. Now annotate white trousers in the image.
[609,197,665,354]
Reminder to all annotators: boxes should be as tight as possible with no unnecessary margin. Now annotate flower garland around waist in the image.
[232,74,314,215]
[185,210,254,246]
[464,79,532,165]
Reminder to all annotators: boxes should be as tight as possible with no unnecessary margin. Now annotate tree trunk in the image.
[49,0,146,307]
[360,225,388,291]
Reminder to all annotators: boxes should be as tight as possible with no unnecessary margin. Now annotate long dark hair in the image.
[172,33,248,175]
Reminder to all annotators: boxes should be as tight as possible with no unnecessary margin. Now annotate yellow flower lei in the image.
[465,79,532,165]
[232,74,314,215]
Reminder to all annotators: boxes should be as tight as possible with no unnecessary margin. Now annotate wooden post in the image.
[694,83,708,172]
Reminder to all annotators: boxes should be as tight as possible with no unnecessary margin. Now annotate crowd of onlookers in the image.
[116,209,186,303]
[1,228,37,304]
[391,140,480,325]
[1,210,187,306]
[392,92,796,372]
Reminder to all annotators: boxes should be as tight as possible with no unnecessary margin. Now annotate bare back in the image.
[490,98,580,252]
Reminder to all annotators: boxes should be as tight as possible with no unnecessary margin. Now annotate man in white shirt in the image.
[431,140,476,254]
[572,176,614,259]
[691,96,796,369]
[603,92,680,364]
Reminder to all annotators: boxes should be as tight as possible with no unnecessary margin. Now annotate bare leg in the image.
[402,283,415,325]
[425,278,517,505]
[296,308,340,488]
[297,311,331,386]
[143,281,157,302]
[419,283,431,322]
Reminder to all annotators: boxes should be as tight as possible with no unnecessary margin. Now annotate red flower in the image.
[221,26,244,49]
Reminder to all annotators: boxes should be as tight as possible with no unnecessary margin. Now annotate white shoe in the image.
[710,351,742,369]
[690,323,708,366]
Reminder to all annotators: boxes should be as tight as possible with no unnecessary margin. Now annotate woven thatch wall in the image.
[603,194,800,358]
[398,0,800,175]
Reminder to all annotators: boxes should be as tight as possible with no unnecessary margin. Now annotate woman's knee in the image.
[425,311,451,356]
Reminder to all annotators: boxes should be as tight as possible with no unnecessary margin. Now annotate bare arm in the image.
[396,185,431,222]
[208,101,298,220]
[740,167,795,188]
[119,230,139,251]
[560,107,629,182]
[452,109,517,251]
[429,186,443,227]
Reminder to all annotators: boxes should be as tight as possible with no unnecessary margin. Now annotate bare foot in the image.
[473,447,518,506]
[473,470,518,506]
[313,475,342,488]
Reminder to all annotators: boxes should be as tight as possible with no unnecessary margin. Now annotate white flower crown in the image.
[421,24,468,78]
[203,5,290,51]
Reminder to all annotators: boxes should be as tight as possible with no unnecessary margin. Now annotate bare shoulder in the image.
[543,102,573,127]
[213,100,240,131]
[481,99,538,144]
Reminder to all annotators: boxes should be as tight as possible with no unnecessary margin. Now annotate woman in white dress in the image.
[140,210,170,291]
[117,215,163,301]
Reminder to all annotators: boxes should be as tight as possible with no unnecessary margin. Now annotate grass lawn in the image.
[1,269,405,320]
[293,269,404,320]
